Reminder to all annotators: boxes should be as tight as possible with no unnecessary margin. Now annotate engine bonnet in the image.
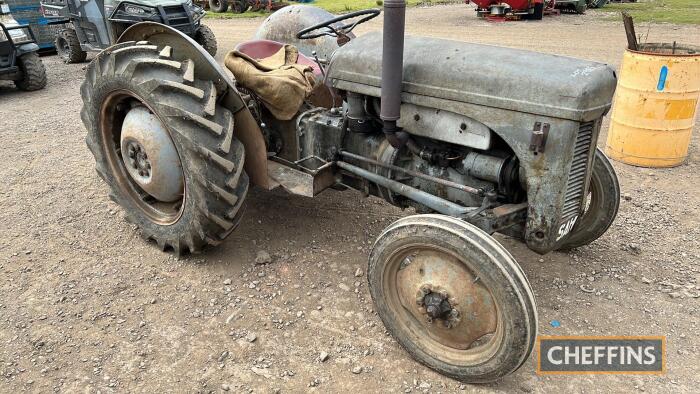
[327,32,617,122]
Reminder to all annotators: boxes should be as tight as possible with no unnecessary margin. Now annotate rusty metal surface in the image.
[337,161,475,218]
[233,107,270,189]
[339,150,484,196]
[120,106,184,202]
[267,159,315,197]
[267,157,335,197]
[394,247,498,350]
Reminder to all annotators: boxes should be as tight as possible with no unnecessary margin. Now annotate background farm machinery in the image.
[202,0,290,13]
[469,0,608,20]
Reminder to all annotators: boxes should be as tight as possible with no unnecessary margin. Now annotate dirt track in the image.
[1,4,699,393]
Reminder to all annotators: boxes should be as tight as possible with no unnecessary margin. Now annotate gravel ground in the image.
[0,4,699,393]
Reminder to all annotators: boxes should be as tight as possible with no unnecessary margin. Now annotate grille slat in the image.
[561,121,595,221]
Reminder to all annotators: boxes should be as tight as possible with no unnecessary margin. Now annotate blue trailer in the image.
[5,0,66,51]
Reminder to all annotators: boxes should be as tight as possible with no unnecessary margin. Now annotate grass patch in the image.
[205,0,425,20]
[590,0,700,25]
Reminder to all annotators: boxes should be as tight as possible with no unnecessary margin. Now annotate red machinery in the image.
[468,0,552,20]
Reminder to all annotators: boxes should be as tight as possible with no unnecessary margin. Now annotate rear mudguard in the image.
[116,22,270,189]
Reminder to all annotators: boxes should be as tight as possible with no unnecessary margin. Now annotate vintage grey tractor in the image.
[79,1,619,382]
[40,0,217,63]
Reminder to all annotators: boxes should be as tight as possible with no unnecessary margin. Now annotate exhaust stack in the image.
[380,0,407,147]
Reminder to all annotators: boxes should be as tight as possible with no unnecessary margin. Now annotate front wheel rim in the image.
[383,243,504,366]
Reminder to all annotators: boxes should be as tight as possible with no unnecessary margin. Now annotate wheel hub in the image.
[120,106,184,203]
[424,292,451,319]
[395,249,498,350]
[416,284,461,327]
[125,141,151,178]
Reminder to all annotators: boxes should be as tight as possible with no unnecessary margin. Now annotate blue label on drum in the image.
[657,66,668,91]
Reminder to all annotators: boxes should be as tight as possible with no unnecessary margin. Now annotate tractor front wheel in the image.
[80,41,248,254]
[194,24,218,57]
[208,0,228,13]
[557,149,620,250]
[368,215,537,383]
[14,52,47,91]
[55,28,87,64]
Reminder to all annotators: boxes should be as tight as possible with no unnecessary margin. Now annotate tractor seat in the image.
[234,39,322,77]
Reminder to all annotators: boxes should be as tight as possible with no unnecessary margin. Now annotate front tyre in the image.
[194,25,218,57]
[14,53,47,91]
[81,41,248,254]
[55,28,87,64]
[369,215,537,383]
[557,149,620,250]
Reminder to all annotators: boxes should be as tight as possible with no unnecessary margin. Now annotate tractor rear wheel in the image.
[558,149,620,250]
[208,0,228,12]
[80,41,248,254]
[231,0,249,13]
[55,28,87,64]
[368,215,537,383]
[14,52,47,91]
[530,2,544,20]
[194,24,218,57]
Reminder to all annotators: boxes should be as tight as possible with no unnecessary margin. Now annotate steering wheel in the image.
[296,9,381,40]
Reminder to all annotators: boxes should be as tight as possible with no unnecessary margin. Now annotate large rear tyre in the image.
[80,41,248,254]
[55,28,87,64]
[14,52,47,91]
[194,24,218,57]
[208,0,228,12]
[529,2,544,20]
[231,0,249,13]
[557,149,620,250]
[368,215,537,383]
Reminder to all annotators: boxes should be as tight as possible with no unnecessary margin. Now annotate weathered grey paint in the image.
[326,32,616,253]
[254,4,351,60]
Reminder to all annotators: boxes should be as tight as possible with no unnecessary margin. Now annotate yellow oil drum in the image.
[606,43,700,167]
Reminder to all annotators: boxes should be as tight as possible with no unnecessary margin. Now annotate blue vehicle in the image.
[0,2,47,90]
[40,0,217,63]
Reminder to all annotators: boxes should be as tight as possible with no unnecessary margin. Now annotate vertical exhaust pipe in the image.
[380,0,408,148]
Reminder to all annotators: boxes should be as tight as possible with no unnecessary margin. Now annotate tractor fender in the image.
[15,42,39,56]
[117,22,270,189]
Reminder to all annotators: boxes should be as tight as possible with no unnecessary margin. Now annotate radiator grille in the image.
[162,5,190,27]
[561,121,595,220]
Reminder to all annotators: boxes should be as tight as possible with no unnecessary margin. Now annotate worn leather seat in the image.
[234,39,322,77]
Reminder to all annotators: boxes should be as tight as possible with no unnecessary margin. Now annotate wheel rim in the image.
[383,243,504,365]
[100,90,185,225]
